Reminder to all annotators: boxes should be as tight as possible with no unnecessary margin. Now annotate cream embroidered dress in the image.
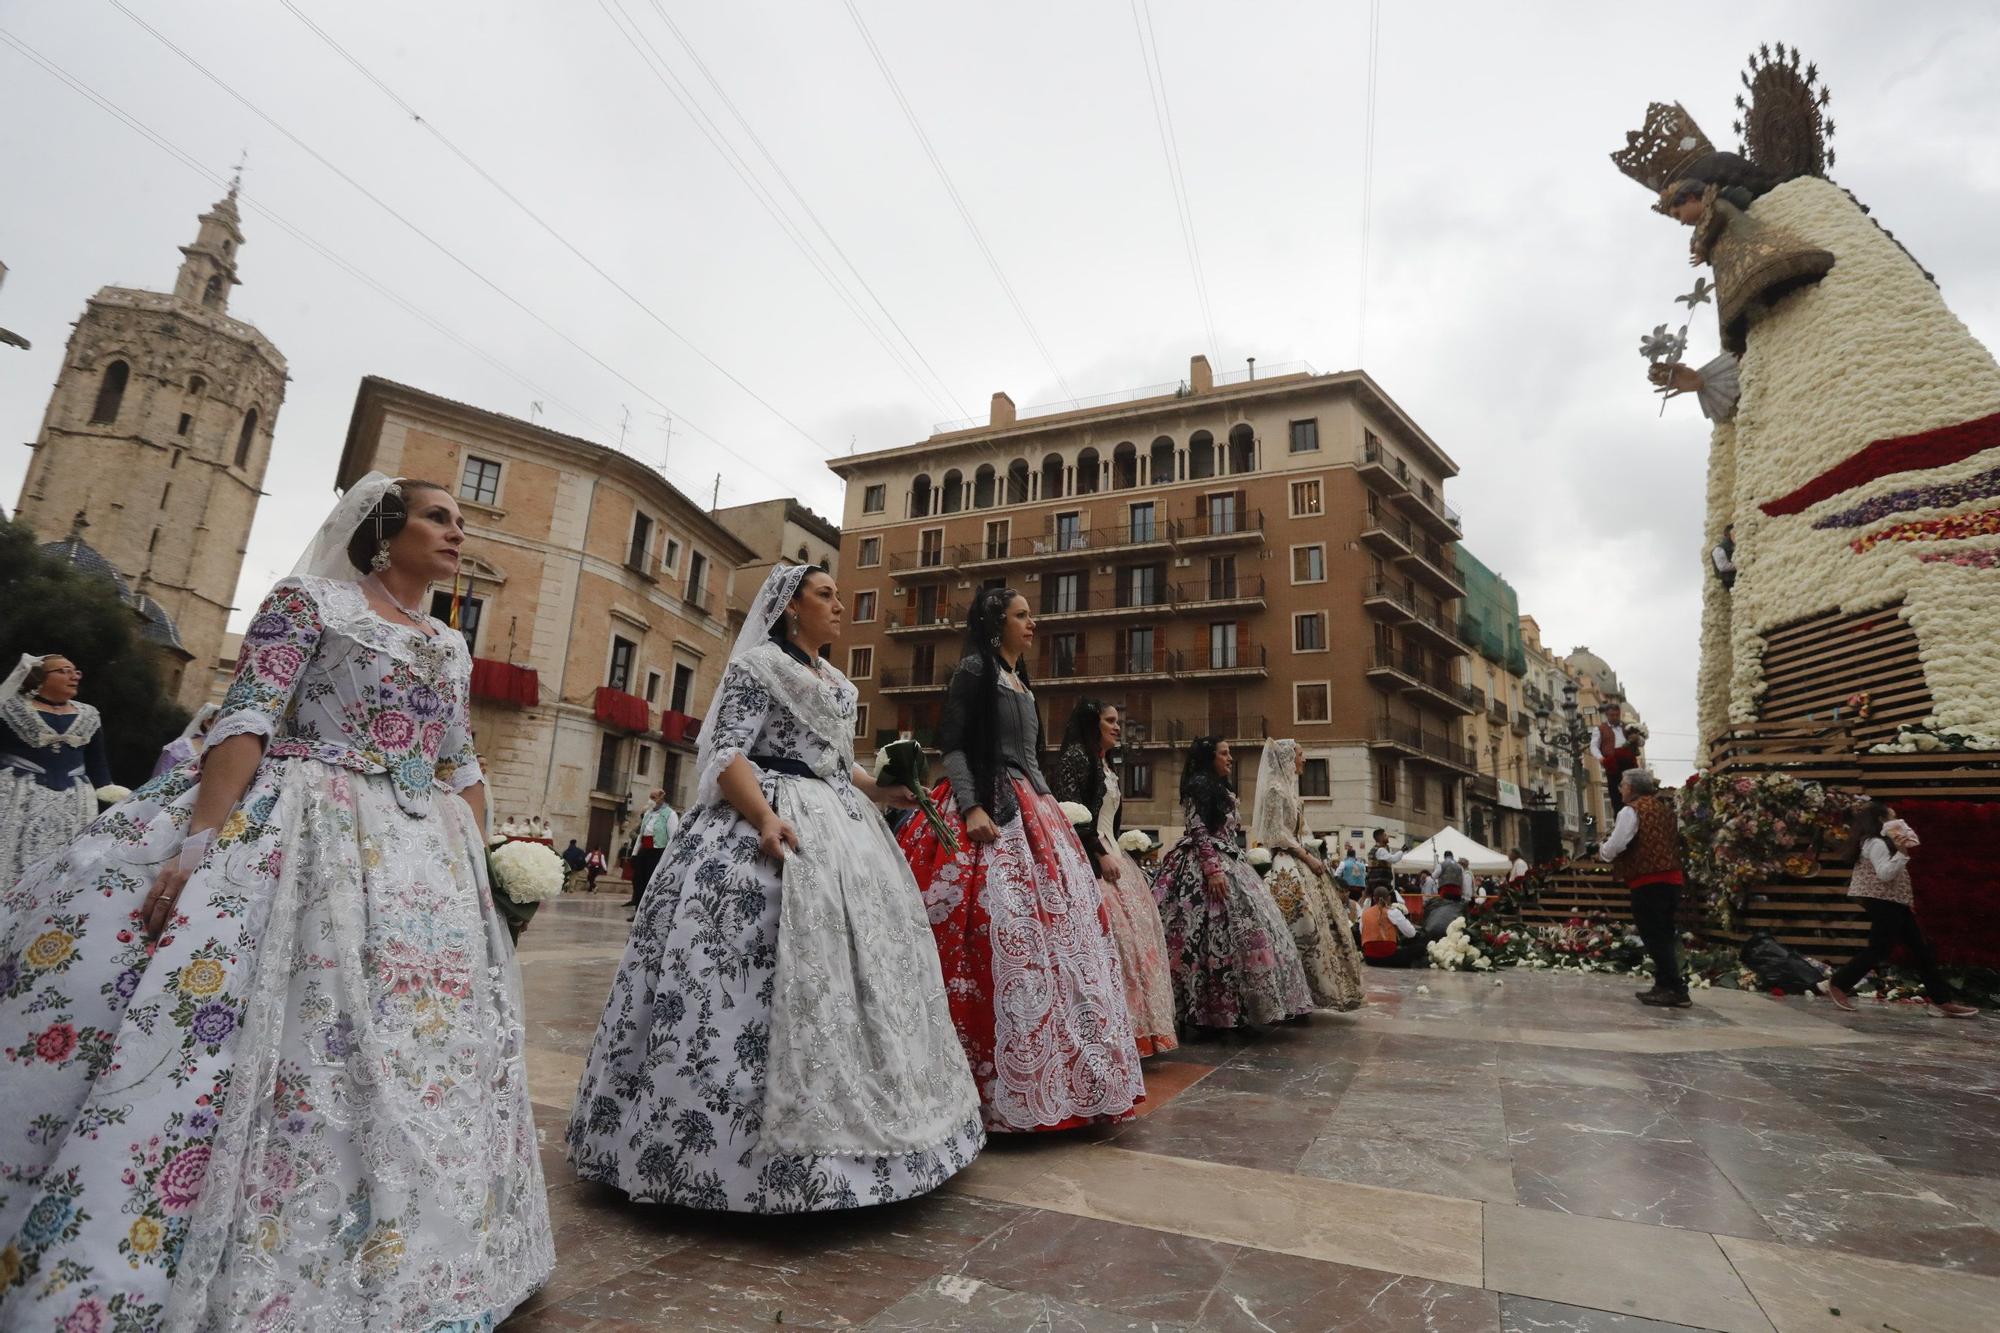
[0,573,552,1332]
[567,567,982,1211]
[1251,741,1366,1013]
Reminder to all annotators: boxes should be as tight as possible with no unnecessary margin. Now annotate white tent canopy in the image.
[1399,827,1514,875]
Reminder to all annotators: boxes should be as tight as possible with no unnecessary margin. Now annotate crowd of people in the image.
[0,474,1977,1329]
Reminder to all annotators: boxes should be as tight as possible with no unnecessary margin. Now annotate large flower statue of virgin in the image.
[1613,45,2000,747]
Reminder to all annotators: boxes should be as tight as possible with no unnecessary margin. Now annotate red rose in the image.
[34,1022,78,1062]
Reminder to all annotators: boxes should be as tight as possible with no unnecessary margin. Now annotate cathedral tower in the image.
[14,183,288,708]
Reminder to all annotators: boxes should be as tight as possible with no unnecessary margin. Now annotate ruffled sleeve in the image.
[691,659,775,809]
[209,579,326,749]
[1049,743,1106,865]
[1183,799,1226,882]
[434,655,484,795]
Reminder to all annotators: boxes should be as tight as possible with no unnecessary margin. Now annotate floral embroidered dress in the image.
[898,659,1145,1133]
[1151,793,1314,1030]
[0,692,109,884]
[0,575,552,1332]
[567,619,983,1212]
[1250,740,1365,1013]
[1047,745,1177,1057]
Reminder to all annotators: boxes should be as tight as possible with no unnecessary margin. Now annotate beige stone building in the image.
[1564,646,1644,848]
[339,378,756,854]
[714,497,839,595]
[1519,616,1585,854]
[13,185,287,709]
[827,354,1477,845]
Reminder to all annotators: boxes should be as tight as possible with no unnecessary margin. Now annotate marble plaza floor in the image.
[502,894,2000,1332]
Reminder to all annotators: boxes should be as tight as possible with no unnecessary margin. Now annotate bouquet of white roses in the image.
[1058,801,1094,828]
[95,784,132,807]
[1246,847,1273,873]
[489,837,566,943]
[1117,829,1154,854]
[876,737,958,853]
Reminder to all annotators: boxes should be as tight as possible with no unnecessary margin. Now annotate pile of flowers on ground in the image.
[1427,918,1491,971]
[1868,722,2000,754]
[1426,911,1729,989]
[1678,771,1857,928]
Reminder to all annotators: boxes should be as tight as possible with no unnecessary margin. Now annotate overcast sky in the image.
[3,1,1997,781]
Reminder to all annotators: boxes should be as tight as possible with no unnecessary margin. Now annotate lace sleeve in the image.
[435,657,484,795]
[1183,800,1225,882]
[691,661,774,808]
[209,580,326,749]
[1049,744,1106,865]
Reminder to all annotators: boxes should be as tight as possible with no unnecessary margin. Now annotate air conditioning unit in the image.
[1098,564,1112,575]
[1173,557,1191,568]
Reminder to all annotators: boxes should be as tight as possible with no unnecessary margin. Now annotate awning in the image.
[471,657,540,707]
[659,709,703,745]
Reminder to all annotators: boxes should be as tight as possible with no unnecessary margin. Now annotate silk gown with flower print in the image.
[0,575,552,1333]
[1256,785,1367,1012]
[566,645,983,1213]
[1151,794,1314,1030]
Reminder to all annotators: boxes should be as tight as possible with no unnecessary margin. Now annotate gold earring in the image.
[370,542,392,573]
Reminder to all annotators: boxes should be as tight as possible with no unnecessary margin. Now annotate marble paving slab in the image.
[1717,1233,2000,1333]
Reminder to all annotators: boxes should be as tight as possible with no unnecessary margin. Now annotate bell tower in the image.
[13,182,288,708]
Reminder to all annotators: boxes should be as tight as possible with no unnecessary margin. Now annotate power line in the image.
[1355,0,1382,367]
[638,0,969,420]
[839,0,1077,405]
[104,0,812,496]
[274,0,842,460]
[595,0,958,421]
[1130,0,1219,365]
[0,28,607,442]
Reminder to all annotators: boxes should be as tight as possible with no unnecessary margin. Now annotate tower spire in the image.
[174,179,246,313]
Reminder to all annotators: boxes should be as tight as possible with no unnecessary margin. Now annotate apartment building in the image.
[1519,615,1585,852]
[827,354,1475,843]
[339,377,755,853]
[1457,548,1531,854]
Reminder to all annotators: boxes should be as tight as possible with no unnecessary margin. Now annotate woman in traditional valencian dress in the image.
[0,475,552,1331]
[567,565,982,1211]
[149,704,218,781]
[897,588,1145,1131]
[1249,738,1366,1013]
[1152,737,1314,1030]
[0,653,111,883]
[1049,699,1177,1057]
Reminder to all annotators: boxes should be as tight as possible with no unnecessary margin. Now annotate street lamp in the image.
[1537,680,1594,849]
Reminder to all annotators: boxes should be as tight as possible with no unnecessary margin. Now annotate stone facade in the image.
[827,355,1475,847]
[1457,547,1530,855]
[339,377,758,856]
[713,497,840,596]
[12,186,287,710]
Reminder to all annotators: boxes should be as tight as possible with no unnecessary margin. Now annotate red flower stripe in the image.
[1850,506,2000,554]
[1917,547,2000,570]
[1759,408,2000,517]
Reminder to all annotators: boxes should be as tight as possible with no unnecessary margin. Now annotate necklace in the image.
[367,573,431,625]
[30,694,73,710]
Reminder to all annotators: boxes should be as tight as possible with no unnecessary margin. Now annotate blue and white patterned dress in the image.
[567,642,983,1211]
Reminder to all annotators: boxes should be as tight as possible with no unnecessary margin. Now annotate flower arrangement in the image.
[95,785,132,807]
[876,738,959,852]
[1845,690,1873,719]
[489,838,566,943]
[1677,770,1857,929]
[1868,723,2000,754]
[1427,917,1491,971]
[1057,801,1094,828]
[1117,829,1154,854]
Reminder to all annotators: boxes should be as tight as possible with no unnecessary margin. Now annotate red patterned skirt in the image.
[898,776,1146,1132]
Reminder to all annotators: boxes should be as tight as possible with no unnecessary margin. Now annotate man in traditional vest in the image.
[1597,768,1690,1007]
[1590,701,1639,815]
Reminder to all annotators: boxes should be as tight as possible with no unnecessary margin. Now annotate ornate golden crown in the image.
[1609,101,1715,193]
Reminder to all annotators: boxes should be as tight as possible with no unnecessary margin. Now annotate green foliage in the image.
[0,518,188,784]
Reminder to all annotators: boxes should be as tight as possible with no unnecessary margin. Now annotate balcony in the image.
[1161,714,1270,745]
[960,519,1174,574]
[889,543,965,580]
[1358,509,1414,557]
[1402,605,1469,656]
[1512,709,1532,735]
[1035,648,1177,686]
[593,686,651,733]
[1362,578,1416,623]
[1398,486,1462,540]
[1406,669,1482,717]
[659,709,703,745]
[1469,774,1501,804]
[1170,575,1266,615]
[1175,506,1265,549]
[1398,539,1465,596]
[1488,697,1510,725]
[1366,645,1421,690]
[1356,439,1410,496]
[1175,643,1268,681]
[879,663,947,695]
[1413,730,1479,773]
[885,604,963,637]
[1036,587,1174,624]
[1368,718,1426,756]
[682,584,717,618]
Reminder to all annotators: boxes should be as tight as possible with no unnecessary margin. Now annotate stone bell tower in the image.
[13,181,289,708]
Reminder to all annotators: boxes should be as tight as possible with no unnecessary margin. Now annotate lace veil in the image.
[2,652,52,701]
[1249,737,1301,847]
[692,563,855,807]
[289,472,403,581]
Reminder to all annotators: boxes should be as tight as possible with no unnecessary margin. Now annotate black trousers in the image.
[1629,880,1683,992]
[627,848,663,906]
[1830,897,1954,1002]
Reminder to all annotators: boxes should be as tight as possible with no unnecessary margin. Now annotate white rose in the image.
[1246,847,1273,869]
[1057,801,1094,827]
[489,839,567,902]
[1117,829,1153,853]
[95,784,133,806]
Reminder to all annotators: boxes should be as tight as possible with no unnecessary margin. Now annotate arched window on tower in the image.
[941,468,964,514]
[89,360,130,425]
[1040,453,1066,501]
[1148,436,1175,485]
[1227,423,1256,474]
[1005,459,1031,505]
[202,275,225,308]
[973,464,996,509]
[1075,447,1100,495]
[1188,430,1216,480]
[234,407,259,469]
[1112,442,1138,489]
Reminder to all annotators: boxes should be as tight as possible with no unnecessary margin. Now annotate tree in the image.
[0,518,188,784]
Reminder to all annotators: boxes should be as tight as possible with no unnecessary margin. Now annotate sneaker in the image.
[1825,982,1856,1013]
[1930,1002,1980,1019]
[1665,991,1694,1009]
[1638,990,1684,1008]
[1634,986,1666,1003]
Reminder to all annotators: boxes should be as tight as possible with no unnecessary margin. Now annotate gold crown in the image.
[1609,101,1716,193]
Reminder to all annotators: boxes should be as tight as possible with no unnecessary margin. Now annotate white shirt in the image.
[1590,722,1627,764]
[1385,904,1417,939]
[1509,856,1529,882]
[1711,544,1736,576]
[1418,872,1437,896]
[1598,805,1640,861]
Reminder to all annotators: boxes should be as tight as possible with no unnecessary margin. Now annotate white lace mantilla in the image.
[0,695,102,751]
